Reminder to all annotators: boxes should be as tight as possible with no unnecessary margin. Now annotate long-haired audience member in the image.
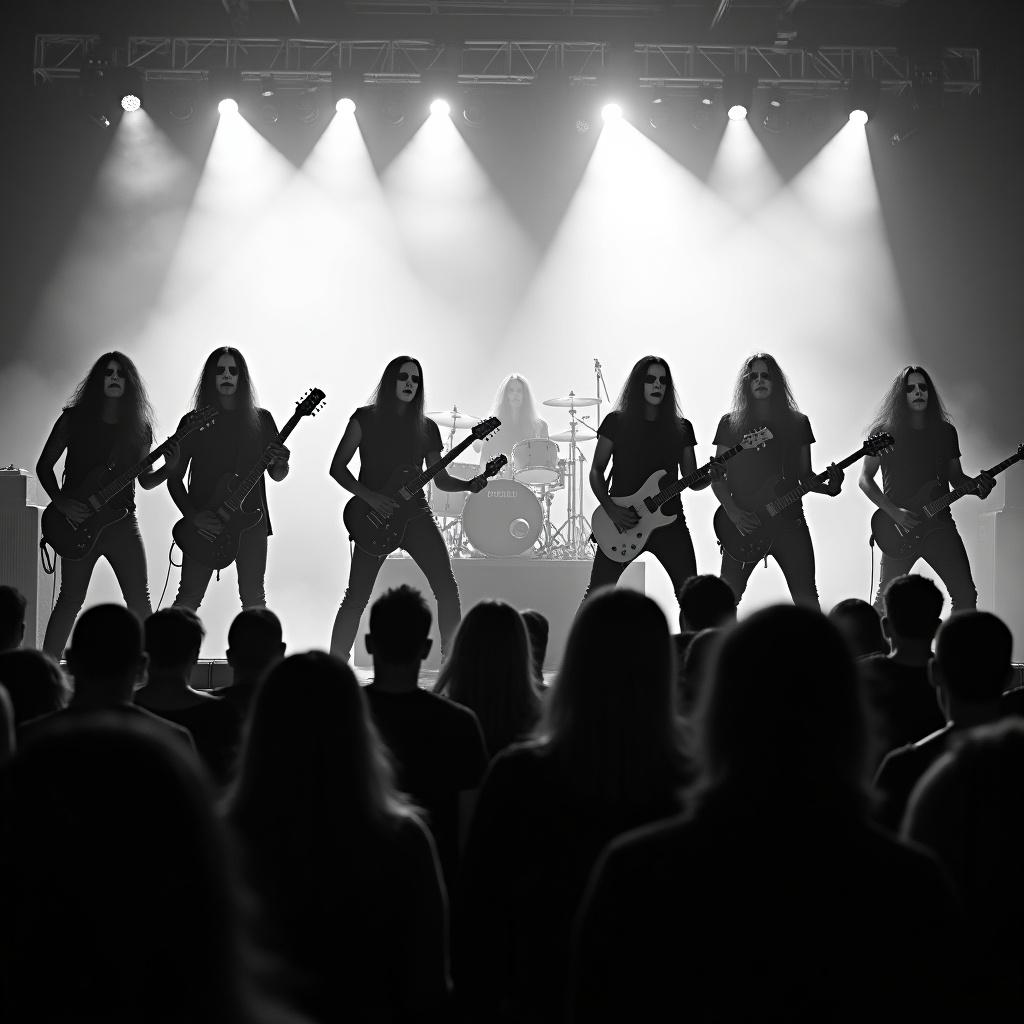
[904,721,1024,1009]
[455,588,688,1024]
[227,652,449,1023]
[434,601,542,759]
[0,584,27,651]
[0,684,13,763]
[0,717,295,1024]
[828,597,888,658]
[521,608,549,684]
[0,648,71,730]
[676,627,722,720]
[568,605,978,1020]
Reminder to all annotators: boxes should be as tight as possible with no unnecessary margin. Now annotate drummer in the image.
[474,374,550,472]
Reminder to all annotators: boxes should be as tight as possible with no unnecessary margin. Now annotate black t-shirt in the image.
[176,407,278,533]
[60,411,152,512]
[599,411,697,517]
[351,406,444,506]
[713,412,814,518]
[879,422,960,516]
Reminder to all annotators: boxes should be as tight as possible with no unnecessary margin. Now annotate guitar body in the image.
[344,465,432,557]
[172,474,265,570]
[712,477,794,563]
[41,465,130,559]
[869,482,950,559]
[591,471,678,564]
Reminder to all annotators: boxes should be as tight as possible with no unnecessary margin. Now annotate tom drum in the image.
[511,437,560,486]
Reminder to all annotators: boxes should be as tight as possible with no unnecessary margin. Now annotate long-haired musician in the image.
[475,373,549,471]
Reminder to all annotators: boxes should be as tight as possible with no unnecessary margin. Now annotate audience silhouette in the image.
[217,608,286,722]
[828,597,888,658]
[0,648,70,732]
[0,585,26,651]
[520,608,549,684]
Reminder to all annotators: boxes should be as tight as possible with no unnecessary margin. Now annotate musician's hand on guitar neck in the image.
[824,462,844,497]
[162,441,181,472]
[268,443,290,465]
[468,475,488,494]
[365,492,399,517]
[888,507,920,531]
[606,504,640,534]
[191,510,225,537]
[972,471,995,499]
[56,497,90,525]
[726,505,761,536]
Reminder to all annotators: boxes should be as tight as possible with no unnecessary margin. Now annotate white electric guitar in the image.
[591,428,773,564]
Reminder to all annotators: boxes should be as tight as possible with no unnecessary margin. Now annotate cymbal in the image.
[551,426,598,442]
[543,393,600,408]
[428,408,479,429]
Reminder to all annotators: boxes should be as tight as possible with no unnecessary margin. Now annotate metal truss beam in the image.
[34,35,982,96]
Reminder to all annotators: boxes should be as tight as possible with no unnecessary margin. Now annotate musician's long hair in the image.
[489,374,545,438]
[370,355,427,435]
[64,351,153,459]
[728,352,801,435]
[866,365,951,438]
[192,347,260,432]
[616,356,686,435]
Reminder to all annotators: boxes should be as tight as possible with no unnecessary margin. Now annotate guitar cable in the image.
[868,533,876,604]
[156,540,183,611]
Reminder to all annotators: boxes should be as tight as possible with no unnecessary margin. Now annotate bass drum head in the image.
[463,480,542,556]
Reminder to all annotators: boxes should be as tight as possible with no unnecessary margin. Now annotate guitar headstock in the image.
[1017,443,1023,459]
[741,427,773,450]
[296,388,327,418]
[864,432,895,458]
[472,416,501,441]
[484,454,508,479]
[183,405,218,434]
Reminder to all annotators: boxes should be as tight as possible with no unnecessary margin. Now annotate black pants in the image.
[873,517,977,614]
[582,518,698,608]
[43,512,152,658]
[720,513,820,610]
[331,512,461,660]
[173,522,268,612]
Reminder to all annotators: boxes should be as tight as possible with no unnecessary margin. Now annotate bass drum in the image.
[463,480,542,556]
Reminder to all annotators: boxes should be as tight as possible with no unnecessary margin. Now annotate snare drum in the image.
[462,480,542,556]
[427,462,477,518]
[511,438,560,486]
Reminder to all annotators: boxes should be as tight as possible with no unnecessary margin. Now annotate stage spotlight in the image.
[575,116,592,134]
[723,73,754,122]
[601,102,623,122]
[382,96,407,127]
[848,108,869,126]
[462,92,487,128]
[429,97,451,117]
[259,74,275,99]
[845,77,879,124]
[120,93,142,113]
[762,90,787,133]
[335,96,357,114]
[218,98,239,115]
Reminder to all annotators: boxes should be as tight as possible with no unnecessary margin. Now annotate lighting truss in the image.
[34,35,982,98]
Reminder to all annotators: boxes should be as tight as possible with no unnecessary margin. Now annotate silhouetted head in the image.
[145,608,205,672]
[194,347,259,425]
[542,588,684,803]
[371,355,427,425]
[695,605,869,811]
[66,604,147,701]
[932,611,1013,704]
[226,608,284,677]
[491,373,543,431]
[521,608,549,681]
[728,352,800,433]
[0,584,27,651]
[0,649,71,724]
[0,717,246,1023]
[65,351,154,456]
[367,585,433,666]
[678,574,737,632]
[435,601,541,757]
[616,355,685,428]
[882,574,943,643]
[828,598,888,658]
[867,365,951,438]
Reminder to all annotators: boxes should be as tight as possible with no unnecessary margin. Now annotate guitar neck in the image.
[93,446,164,506]
[222,412,303,513]
[395,433,477,497]
[651,441,744,510]
[768,447,866,514]
[922,451,1023,518]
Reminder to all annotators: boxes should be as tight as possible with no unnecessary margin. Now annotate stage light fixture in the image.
[723,73,754,122]
[461,92,487,128]
[845,77,879,124]
[336,97,357,115]
[120,93,141,113]
[762,90,787,133]
[218,98,239,115]
[601,102,623,122]
[295,90,321,125]
[575,116,592,134]
[382,95,407,127]
[430,98,451,117]
[259,74,275,98]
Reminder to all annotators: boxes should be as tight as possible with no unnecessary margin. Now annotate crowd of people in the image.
[1,574,1022,1022]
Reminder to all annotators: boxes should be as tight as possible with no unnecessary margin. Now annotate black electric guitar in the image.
[714,433,895,562]
[344,417,504,557]
[591,428,773,564]
[871,442,1023,559]
[172,389,326,570]
[41,406,218,560]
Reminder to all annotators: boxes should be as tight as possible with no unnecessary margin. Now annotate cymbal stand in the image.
[594,357,610,434]
[551,404,595,558]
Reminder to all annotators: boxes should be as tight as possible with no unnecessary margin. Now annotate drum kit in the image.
[426,390,601,559]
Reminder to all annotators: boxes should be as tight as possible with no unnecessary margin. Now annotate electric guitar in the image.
[714,432,895,562]
[172,389,326,570]
[591,428,773,564]
[41,406,218,560]
[344,417,504,557]
[871,442,1022,559]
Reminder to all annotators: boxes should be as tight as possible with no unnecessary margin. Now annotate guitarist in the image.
[859,366,994,614]
[37,353,179,658]
[581,356,713,606]
[168,347,289,611]
[711,353,842,610]
[329,357,487,661]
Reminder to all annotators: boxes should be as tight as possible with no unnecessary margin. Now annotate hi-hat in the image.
[428,408,479,428]
[551,425,598,442]
[543,392,600,408]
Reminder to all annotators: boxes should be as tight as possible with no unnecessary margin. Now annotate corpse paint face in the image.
[748,359,773,400]
[644,363,667,407]
[215,354,239,397]
[506,379,524,409]
[904,371,929,413]
[103,360,125,399]
[395,361,421,404]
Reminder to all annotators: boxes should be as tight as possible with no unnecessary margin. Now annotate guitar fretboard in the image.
[766,447,868,516]
[922,451,1023,518]
[644,441,745,513]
